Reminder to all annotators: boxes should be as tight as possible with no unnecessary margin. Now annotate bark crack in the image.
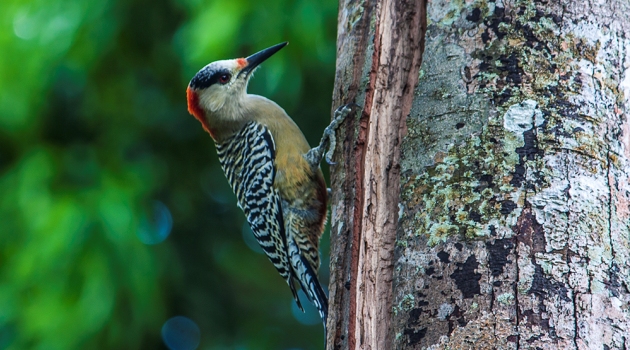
[514,239,520,348]
[572,294,579,350]
[328,0,377,347]
[564,150,579,350]
[549,147,604,161]
[514,183,526,350]
[492,291,498,346]
[347,0,426,348]
[606,143,616,271]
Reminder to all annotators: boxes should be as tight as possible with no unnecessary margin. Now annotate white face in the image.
[191,59,252,114]
[188,43,287,123]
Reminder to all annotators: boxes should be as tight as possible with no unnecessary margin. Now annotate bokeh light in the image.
[161,316,201,350]
[137,201,173,245]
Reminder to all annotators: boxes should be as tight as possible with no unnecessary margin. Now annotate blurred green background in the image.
[0,0,338,348]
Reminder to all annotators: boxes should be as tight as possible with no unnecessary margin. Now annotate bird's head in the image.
[186,42,287,135]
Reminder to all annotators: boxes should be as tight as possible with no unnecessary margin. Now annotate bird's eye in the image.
[218,73,231,84]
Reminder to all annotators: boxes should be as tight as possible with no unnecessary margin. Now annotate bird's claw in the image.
[333,104,358,122]
[306,103,359,168]
[325,152,336,166]
[324,104,358,165]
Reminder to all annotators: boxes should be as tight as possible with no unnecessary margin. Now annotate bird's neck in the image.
[206,95,256,143]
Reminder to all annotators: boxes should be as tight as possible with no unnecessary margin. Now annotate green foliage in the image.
[0,0,337,348]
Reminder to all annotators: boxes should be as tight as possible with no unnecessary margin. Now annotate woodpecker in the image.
[186,42,350,333]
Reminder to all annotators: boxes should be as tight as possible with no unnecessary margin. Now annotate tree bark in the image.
[327,0,426,348]
[329,0,630,349]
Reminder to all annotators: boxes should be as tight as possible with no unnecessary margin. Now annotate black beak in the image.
[240,42,288,76]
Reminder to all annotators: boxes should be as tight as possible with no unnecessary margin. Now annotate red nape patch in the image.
[186,87,216,140]
[236,58,247,69]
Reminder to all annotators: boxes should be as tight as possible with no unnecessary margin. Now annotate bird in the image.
[185,42,352,333]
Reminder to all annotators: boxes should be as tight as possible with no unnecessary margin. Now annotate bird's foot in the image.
[323,104,357,165]
[305,104,359,168]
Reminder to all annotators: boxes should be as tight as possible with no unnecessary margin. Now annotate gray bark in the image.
[329,0,630,349]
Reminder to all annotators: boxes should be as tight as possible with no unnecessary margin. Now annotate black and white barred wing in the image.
[215,122,302,308]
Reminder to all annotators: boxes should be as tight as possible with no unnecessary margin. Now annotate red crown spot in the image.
[186,87,216,140]
[236,58,247,69]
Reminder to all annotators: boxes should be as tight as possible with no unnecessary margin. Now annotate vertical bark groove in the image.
[329,0,426,348]
[327,0,376,348]
[355,0,426,346]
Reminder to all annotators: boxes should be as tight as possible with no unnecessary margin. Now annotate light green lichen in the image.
[428,0,465,26]
[497,293,515,305]
[469,302,479,312]
[400,0,606,247]
[401,121,521,245]
[393,294,415,316]
[400,294,415,311]
[396,239,408,249]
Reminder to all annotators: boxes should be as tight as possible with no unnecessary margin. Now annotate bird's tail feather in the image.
[299,253,328,324]
[289,279,305,312]
[288,239,329,333]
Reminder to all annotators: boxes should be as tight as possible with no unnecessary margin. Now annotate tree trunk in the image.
[328,0,630,349]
